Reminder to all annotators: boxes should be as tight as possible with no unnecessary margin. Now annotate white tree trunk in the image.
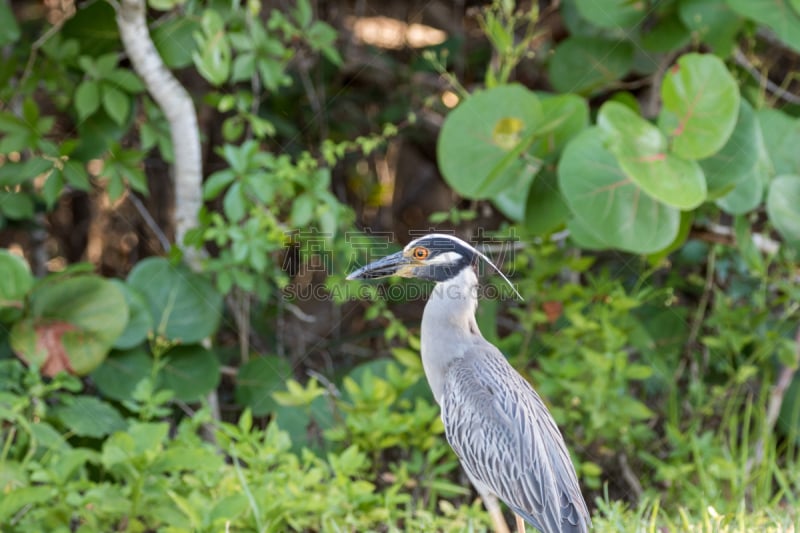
[116,0,203,271]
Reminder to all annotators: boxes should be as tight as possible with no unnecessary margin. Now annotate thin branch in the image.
[618,452,643,500]
[127,192,170,252]
[733,48,800,106]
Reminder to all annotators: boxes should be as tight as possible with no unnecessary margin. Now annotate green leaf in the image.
[678,0,742,55]
[91,348,153,402]
[0,487,55,524]
[43,168,65,208]
[54,395,127,437]
[758,108,800,176]
[291,192,315,227]
[152,16,199,69]
[559,127,680,254]
[223,181,246,222]
[658,53,740,159]
[716,167,766,215]
[111,281,153,349]
[102,84,130,125]
[294,0,313,27]
[734,215,765,274]
[0,0,20,46]
[192,10,231,86]
[598,101,707,209]
[700,100,759,198]
[767,174,800,249]
[158,344,220,402]
[75,81,100,120]
[63,160,91,190]
[524,169,570,235]
[235,356,292,416]
[204,170,236,200]
[10,276,128,376]
[727,0,800,53]
[641,12,692,52]
[0,158,52,187]
[566,216,610,250]
[0,192,34,220]
[0,249,32,308]
[127,257,222,343]
[108,70,145,93]
[531,93,590,159]
[548,36,634,95]
[490,166,536,221]
[437,84,542,199]
[574,0,647,28]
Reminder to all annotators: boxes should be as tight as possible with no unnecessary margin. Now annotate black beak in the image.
[346,251,414,280]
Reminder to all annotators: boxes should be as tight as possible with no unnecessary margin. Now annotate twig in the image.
[618,452,643,500]
[733,48,800,106]
[307,368,342,399]
[127,192,171,252]
[683,247,716,362]
[748,326,800,474]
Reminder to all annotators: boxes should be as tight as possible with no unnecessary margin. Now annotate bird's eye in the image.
[412,246,429,260]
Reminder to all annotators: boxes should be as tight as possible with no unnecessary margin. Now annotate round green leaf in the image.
[658,53,740,160]
[235,356,292,416]
[700,100,759,198]
[716,167,766,215]
[54,395,127,438]
[640,13,691,53]
[490,168,535,221]
[574,0,647,28]
[91,348,153,402]
[767,175,800,248]
[10,276,128,376]
[757,108,800,176]
[111,281,153,350]
[158,344,220,402]
[0,250,32,308]
[532,93,590,159]
[437,84,542,199]
[598,101,707,209]
[127,257,222,343]
[678,0,742,56]
[524,170,570,236]
[547,37,634,95]
[559,128,680,254]
[727,0,800,53]
[566,217,610,250]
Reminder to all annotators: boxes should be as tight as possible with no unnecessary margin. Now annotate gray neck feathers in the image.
[420,267,482,403]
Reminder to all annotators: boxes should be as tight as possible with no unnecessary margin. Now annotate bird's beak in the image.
[346,251,416,280]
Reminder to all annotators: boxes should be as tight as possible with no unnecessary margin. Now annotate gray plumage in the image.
[348,233,591,533]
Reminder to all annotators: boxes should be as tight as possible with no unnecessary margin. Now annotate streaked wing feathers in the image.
[441,344,590,533]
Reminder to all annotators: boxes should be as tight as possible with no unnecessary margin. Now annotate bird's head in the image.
[346,233,521,298]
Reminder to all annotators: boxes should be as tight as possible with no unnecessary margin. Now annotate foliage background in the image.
[1,0,800,531]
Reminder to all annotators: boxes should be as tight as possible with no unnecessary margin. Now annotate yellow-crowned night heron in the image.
[347,234,591,533]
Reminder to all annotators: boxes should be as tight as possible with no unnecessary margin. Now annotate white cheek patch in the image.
[426,251,462,265]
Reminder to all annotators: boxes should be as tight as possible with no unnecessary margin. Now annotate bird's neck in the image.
[420,267,481,403]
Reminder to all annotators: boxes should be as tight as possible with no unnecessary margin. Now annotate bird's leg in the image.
[481,492,511,533]
[514,513,526,533]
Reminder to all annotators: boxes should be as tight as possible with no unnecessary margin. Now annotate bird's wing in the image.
[441,344,590,533]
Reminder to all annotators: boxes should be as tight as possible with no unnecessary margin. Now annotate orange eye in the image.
[412,246,429,260]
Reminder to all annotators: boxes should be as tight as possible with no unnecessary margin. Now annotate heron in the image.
[347,233,591,533]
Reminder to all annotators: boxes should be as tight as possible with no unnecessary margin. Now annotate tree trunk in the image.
[115,0,203,270]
